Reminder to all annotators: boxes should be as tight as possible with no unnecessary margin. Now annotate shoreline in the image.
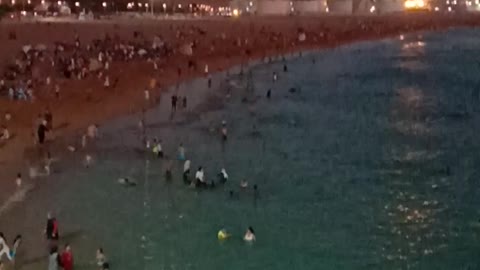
[0,14,479,214]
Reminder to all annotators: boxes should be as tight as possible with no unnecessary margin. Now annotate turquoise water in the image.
[4,28,480,270]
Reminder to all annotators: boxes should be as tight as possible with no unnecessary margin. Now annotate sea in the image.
[2,27,480,270]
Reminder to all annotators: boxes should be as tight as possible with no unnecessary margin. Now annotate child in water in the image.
[244,227,256,242]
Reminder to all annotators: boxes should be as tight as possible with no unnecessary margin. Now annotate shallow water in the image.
[4,28,480,270]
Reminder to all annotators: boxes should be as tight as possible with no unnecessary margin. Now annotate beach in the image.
[1,14,480,270]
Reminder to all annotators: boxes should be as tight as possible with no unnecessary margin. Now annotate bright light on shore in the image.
[232,8,239,16]
[370,5,375,12]
[102,2,107,7]
[404,0,425,8]
[75,2,80,7]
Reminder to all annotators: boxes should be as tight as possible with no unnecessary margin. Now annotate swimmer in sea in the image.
[96,248,109,270]
[240,179,248,189]
[118,178,137,187]
[221,121,228,142]
[217,229,231,241]
[218,168,228,184]
[178,143,186,161]
[243,227,256,242]
[195,167,206,188]
[183,160,191,184]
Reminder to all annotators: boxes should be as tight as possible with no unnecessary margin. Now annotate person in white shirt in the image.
[0,126,9,141]
[0,232,12,261]
[183,160,191,184]
[195,167,206,188]
[243,227,256,242]
[218,168,228,184]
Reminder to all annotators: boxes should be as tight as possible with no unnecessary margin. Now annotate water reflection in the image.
[379,42,450,267]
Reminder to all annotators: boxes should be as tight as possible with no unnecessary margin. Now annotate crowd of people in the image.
[0,212,110,270]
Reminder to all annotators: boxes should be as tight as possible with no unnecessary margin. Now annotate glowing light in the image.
[249,1,253,6]
[434,6,439,10]
[399,34,404,40]
[27,0,31,4]
[102,1,107,7]
[21,10,26,15]
[127,2,132,8]
[74,1,80,6]
[138,2,142,7]
[162,2,166,8]
[57,0,61,5]
[452,0,456,4]
[476,0,479,5]
[145,3,149,7]
[325,6,329,12]
[178,3,181,8]
[448,6,452,11]
[370,5,375,12]
[232,8,239,16]
[41,0,45,4]
[404,0,425,9]
[11,0,15,4]
[246,6,249,11]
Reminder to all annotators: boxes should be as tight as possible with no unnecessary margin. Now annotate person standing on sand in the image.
[15,173,22,188]
[61,244,73,270]
[37,119,48,145]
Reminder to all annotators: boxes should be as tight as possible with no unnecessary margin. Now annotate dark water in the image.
[4,28,480,270]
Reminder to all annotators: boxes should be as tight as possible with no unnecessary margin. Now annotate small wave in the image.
[0,183,34,217]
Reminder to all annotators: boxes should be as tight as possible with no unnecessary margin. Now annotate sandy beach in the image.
[0,13,480,270]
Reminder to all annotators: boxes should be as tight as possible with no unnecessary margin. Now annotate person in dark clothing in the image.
[283,64,288,72]
[266,89,271,99]
[171,95,178,111]
[45,213,59,241]
[37,121,48,144]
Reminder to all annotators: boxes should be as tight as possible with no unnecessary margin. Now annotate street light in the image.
[162,2,166,12]
[75,2,80,7]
